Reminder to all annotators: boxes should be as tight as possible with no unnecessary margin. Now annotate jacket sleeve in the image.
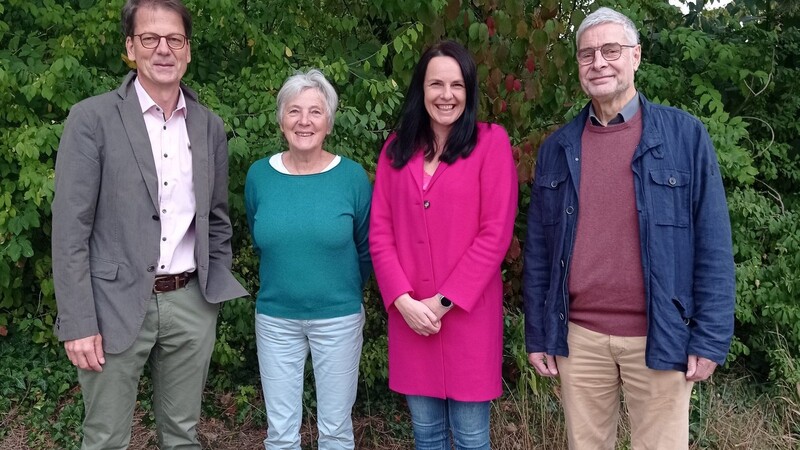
[437,125,519,312]
[207,114,235,271]
[688,124,736,365]
[369,139,414,310]
[51,104,101,341]
[522,142,553,353]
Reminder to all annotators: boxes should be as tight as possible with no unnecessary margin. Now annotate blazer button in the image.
[423,200,430,209]
[147,265,155,272]
[152,215,160,221]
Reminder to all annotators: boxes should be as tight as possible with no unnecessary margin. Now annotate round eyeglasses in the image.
[133,33,187,50]
[577,42,637,65]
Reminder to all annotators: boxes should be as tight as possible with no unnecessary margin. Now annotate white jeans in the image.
[255,307,365,450]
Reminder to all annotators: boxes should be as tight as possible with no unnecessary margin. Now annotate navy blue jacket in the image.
[523,95,735,371]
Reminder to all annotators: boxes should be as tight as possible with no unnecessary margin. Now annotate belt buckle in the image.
[153,274,177,294]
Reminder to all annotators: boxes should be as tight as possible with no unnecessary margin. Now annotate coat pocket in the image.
[89,257,119,281]
[648,169,690,227]
[535,172,570,226]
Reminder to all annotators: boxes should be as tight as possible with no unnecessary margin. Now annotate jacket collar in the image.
[407,149,449,194]
[556,93,664,159]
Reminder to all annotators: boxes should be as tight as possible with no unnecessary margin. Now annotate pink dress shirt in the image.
[134,79,196,275]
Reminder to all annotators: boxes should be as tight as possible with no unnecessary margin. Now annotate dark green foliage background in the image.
[1,0,798,432]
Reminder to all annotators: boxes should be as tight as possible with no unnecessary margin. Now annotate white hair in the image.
[276,69,338,130]
[576,7,639,48]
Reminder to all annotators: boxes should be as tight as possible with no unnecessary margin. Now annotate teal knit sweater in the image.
[245,155,372,319]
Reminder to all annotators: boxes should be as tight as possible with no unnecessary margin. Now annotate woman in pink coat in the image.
[369,40,518,449]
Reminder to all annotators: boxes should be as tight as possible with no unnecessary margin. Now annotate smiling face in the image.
[423,56,466,142]
[125,6,191,96]
[578,22,640,112]
[280,88,330,154]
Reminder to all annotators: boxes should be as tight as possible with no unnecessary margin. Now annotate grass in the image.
[1,332,798,449]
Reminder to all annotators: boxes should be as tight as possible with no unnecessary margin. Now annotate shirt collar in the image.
[133,77,187,118]
[589,92,640,126]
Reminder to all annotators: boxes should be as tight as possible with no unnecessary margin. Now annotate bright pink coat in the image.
[369,123,518,401]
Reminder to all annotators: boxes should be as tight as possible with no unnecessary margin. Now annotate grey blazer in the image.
[52,72,248,354]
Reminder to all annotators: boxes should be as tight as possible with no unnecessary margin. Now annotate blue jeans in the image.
[406,396,491,450]
[255,308,365,450]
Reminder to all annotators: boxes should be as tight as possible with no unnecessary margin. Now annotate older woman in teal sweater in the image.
[245,69,372,450]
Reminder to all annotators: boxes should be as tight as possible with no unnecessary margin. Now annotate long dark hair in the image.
[387,40,479,169]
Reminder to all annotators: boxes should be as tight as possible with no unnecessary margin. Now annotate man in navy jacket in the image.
[523,6,735,449]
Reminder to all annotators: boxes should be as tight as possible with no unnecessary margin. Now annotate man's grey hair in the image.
[276,69,338,131]
[576,7,639,48]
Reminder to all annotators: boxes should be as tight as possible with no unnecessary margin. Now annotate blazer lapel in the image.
[407,151,425,194]
[117,74,159,211]
[408,150,450,192]
[185,96,208,216]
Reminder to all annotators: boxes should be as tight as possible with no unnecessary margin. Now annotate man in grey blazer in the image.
[51,0,247,448]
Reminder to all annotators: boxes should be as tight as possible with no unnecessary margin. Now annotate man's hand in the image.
[685,354,717,382]
[65,334,105,372]
[394,294,441,336]
[528,352,559,377]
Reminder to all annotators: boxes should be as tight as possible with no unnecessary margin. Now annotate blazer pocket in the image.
[89,258,119,281]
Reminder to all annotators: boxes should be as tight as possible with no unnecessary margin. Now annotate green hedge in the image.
[1,0,798,398]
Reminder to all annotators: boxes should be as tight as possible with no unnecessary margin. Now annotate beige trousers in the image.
[556,322,694,450]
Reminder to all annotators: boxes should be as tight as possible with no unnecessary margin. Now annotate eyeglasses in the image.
[133,33,187,50]
[577,42,637,65]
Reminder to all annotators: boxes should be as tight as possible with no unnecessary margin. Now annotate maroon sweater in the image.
[568,111,647,336]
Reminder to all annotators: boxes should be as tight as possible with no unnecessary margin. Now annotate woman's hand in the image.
[419,295,452,321]
[394,293,441,336]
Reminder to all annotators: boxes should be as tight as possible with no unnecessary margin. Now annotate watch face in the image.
[440,296,453,307]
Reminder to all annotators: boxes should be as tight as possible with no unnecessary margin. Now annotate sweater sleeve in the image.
[438,125,519,312]
[244,161,261,256]
[369,138,414,310]
[351,161,373,287]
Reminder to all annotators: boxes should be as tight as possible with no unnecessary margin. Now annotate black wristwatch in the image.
[438,294,453,308]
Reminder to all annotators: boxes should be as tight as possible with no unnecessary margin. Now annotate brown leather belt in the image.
[153,271,194,293]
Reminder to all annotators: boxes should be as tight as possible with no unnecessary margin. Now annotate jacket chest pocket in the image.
[535,172,570,226]
[648,169,690,227]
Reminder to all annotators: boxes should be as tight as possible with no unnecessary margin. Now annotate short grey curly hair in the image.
[276,69,338,131]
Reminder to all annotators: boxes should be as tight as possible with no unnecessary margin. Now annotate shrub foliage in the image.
[1,0,798,408]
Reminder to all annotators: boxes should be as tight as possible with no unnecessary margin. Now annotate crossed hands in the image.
[394,293,450,336]
[65,334,105,372]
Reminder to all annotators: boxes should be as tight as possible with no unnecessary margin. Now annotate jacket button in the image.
[423,200,430,209]
[147,265,155,272]
[152,215,160,221]
[668,176,677,186]
[565,206,574,214]
[550,181,557,188]
[559,313,565,321]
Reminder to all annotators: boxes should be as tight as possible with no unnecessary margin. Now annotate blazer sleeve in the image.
[369,139,414,310]
[51,105,101,341]
[438,125,519,312]
[207,115,235,271]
